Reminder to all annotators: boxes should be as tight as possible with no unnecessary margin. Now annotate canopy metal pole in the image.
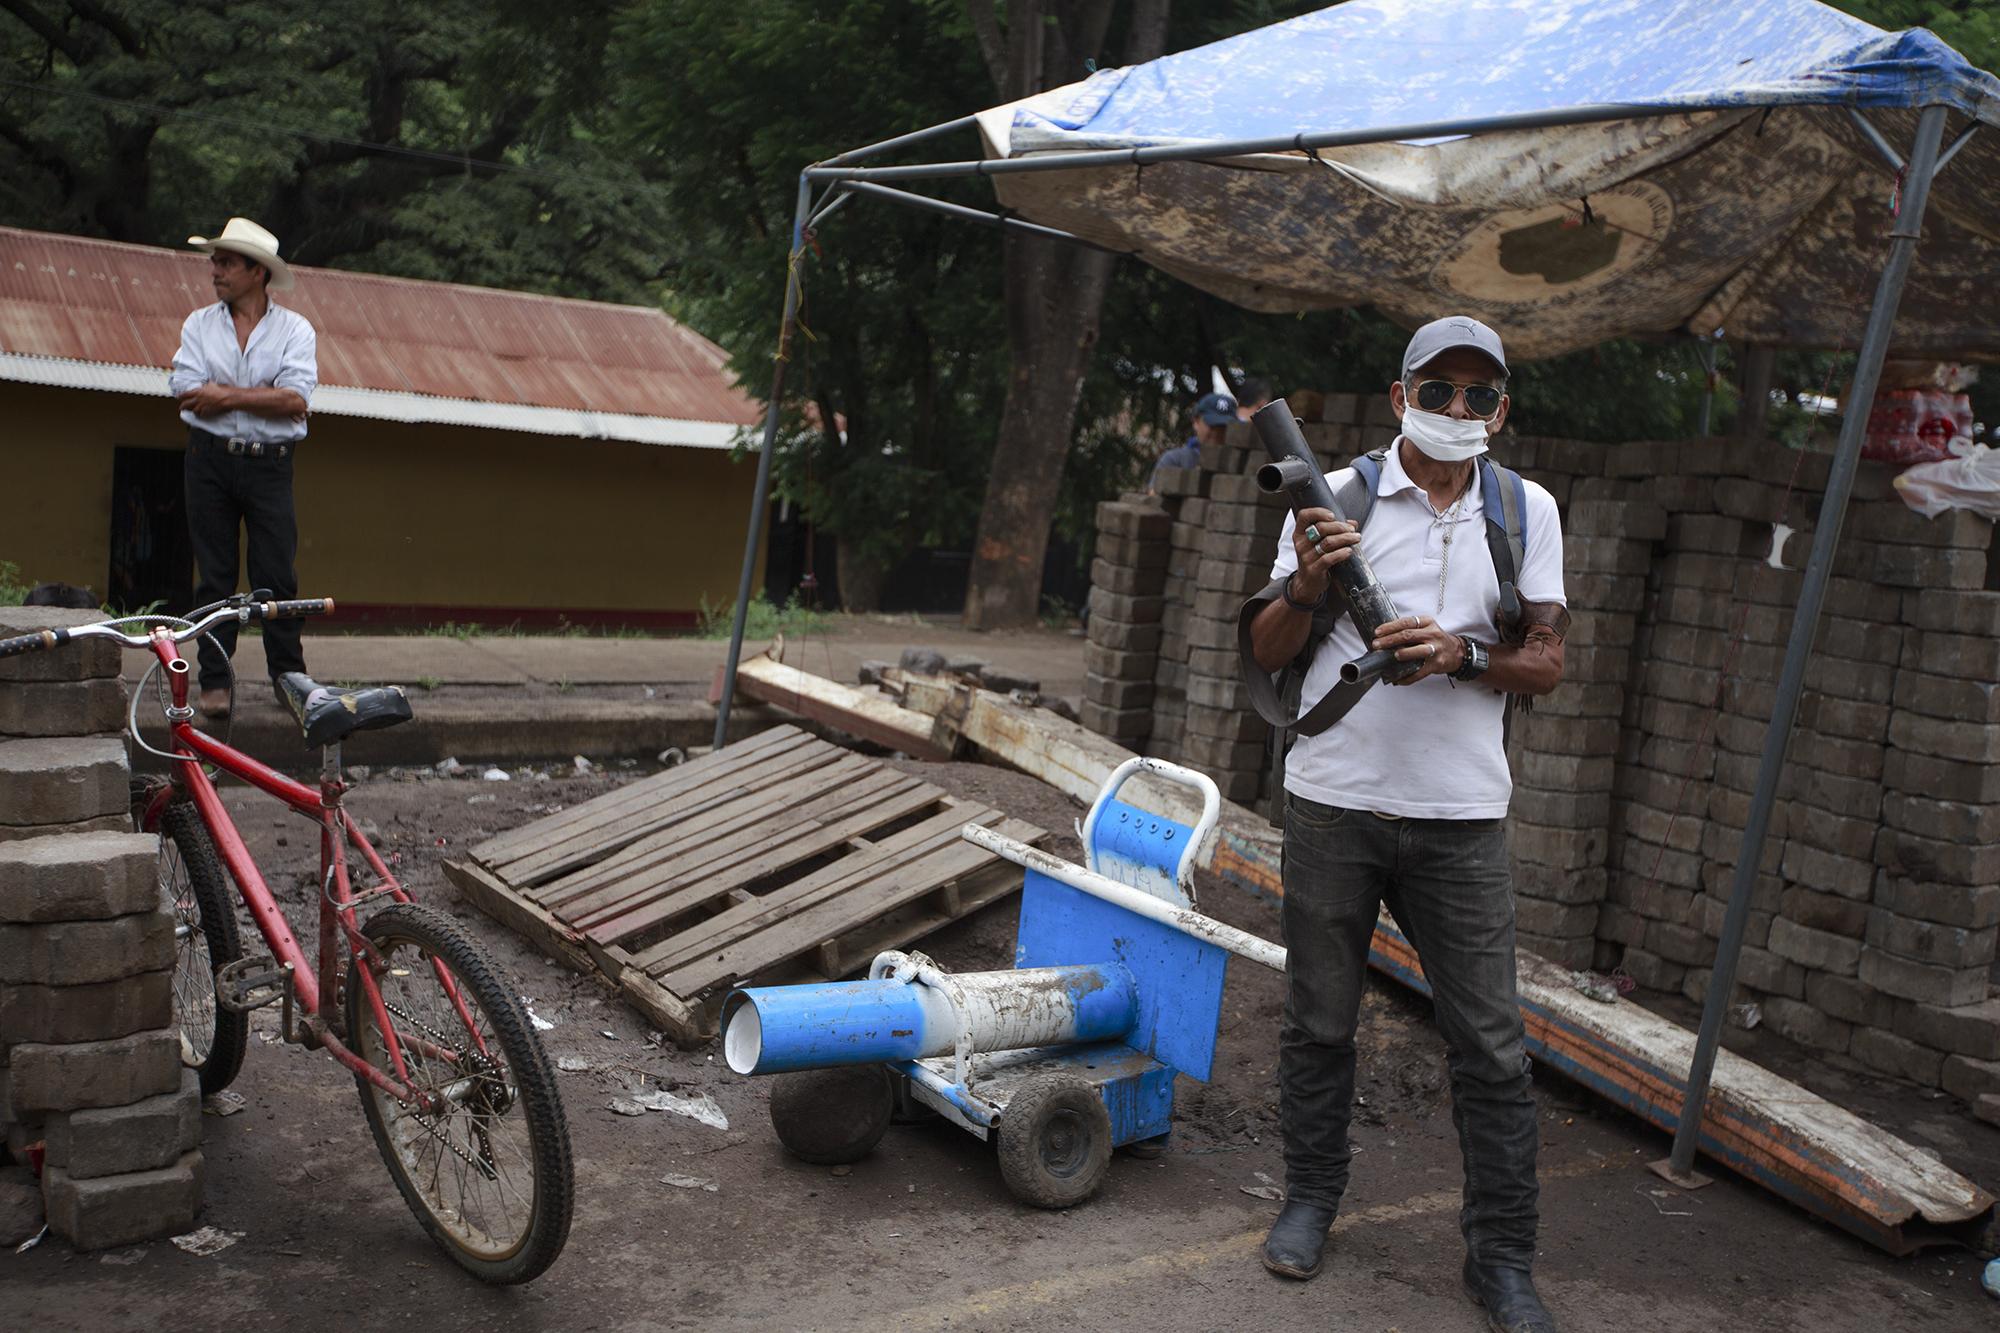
[837,180,1128,253]
[803,100,1760,185]
[822,114,980,166]
[715,175,813,751]
[1663,103,1950,1182]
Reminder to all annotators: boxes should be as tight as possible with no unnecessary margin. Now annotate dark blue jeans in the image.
[1279,794,1540,1269]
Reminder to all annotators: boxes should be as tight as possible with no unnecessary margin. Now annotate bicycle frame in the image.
[135,630,488,1112]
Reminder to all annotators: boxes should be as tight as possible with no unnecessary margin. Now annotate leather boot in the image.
[1463,1255,1556,1333]
[1260,1201,1335,1280]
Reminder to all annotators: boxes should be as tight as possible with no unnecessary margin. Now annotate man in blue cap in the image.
[1246,315,1569,1333]
[1148,390,1238,493]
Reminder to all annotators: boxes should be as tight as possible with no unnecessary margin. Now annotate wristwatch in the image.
[1453,636,1490,682]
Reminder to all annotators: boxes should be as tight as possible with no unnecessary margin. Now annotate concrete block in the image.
[1514,898,1599,939]
[1190,589,1246,621]
[1606,875,1698,925]
[1078,701,1150,742]
[1884,750,2000,805]
[1089,558,1167,597]
[1534,682,1624,719]
[1806,972,1898,1028]
[1910,587,2000,636]
[1084,675,1155,710]
[1699,861,1785,916]
[1096,535,1169,571]
[1733,944,1805,999]
[1666,513,1745,554]
[1183,705,1265,743]
[1788,806,1876,862]
[1894,997,2000,1062]
[1848,1028,1944,1086]
[0,608,121,683]
[1865,908,1997,970]
[1186,648,1237,679]
[1779,887,1868,938]
[1184,675,1250,711]
[43,1070,200,1180]
[0,1163,41,1248]
[1508,822,1607,872]
[0,737,128,828]
[0,833,159,924]
[1182,732,1265,771]
[1617,946,1685,993]
[1565,574,1644,614]
[1084,643,1156,681]
[0,969,173,1045]
[1846,504,1990,549]
[1887,709,2000,765]
[1151,466,1202,498]
[1644,919,1712,967]
[0,814,132,844]
[1875,828,2000,888]
[1941,1055,2000,1105]
[1094,501,1171,541]
[1778,841,1873,901]
[1795,693,1890,743]
[1567,499,1666,540]
[1695,896,1772,949]
[1557,646,1631,683]
[1839,541,1985,590]
[1859,947,1988,1008]
[1596,903,1647,948]
[1510,785,1612,829]
[1511,863,1607,906]
[1192,560,1268,597]
[1619,802,1703,854]
[1517,932,1595,969]
[0,678,127,738]
[1761,996,1851,1053]
[6,1032,182,1115]
[1183,615,1237,652]
[1087,617,1163,655]
[1873,876,2000,931]
[43,1149,202,1251]
[1087,590,1164,625]
[1881,793,2000,846]
[1515,752,1614,791]
[1891,671,2000,726]
[1768,917,1861,976]
[0,912,176,986]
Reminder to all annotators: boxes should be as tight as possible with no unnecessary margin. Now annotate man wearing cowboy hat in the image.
[169,217,318,717]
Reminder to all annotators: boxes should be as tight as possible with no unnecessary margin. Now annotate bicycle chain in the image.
[380,997,509,1182]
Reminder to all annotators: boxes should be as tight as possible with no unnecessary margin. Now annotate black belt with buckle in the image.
[194,429,291,460]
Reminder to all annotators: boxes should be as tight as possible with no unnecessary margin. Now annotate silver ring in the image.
[1427,642,1437,657]
[1303,524,1321,545]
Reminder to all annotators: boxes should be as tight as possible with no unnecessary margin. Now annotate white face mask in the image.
[1399,402,1494,462]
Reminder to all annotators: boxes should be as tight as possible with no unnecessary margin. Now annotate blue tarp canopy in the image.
[954,0,1998,358]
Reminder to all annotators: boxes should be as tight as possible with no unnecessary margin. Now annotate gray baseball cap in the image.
[1401,315,1509,381]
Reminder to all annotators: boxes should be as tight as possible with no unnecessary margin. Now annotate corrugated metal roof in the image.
[0,351,743,449]
[0,225,761,435]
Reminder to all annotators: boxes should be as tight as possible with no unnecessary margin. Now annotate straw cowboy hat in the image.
[187,217,294,291]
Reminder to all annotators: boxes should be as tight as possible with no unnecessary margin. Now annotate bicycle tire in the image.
[156,801,247,1095]
[346,903,573,1284]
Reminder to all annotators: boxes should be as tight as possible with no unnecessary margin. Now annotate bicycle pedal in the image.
[215,955,294,1013]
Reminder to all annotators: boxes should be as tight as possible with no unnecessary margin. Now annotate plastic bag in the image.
[1892,436,2000,519]
[1863,387,1974,465]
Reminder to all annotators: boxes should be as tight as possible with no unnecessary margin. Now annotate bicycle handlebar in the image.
[0,597,336,657]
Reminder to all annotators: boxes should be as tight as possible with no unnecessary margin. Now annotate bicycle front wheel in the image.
[345,903,573,1284]
[157,801,247,1094]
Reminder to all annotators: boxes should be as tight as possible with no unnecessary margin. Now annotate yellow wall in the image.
[1,381,762,622]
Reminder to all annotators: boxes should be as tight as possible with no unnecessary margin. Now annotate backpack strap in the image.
[1478,457,1527,633]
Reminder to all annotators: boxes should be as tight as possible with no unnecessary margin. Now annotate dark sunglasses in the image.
[1412,378,1504,419]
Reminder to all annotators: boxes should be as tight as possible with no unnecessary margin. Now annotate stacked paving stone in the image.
[0,607,202,1249]
[1505,472,1660,968]
[1083,499,1171,746]
[1147,468,1204,762]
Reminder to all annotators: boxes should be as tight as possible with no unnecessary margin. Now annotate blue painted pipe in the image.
[723,961,1139,1076]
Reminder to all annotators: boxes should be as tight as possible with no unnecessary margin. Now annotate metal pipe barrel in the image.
[723,962,1139,1076]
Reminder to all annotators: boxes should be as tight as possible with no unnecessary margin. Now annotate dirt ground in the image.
[5,753,1997,1331]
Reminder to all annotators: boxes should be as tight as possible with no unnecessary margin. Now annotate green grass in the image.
[414,675,444,691]
[694,593,832,641]
[0,561,31,607]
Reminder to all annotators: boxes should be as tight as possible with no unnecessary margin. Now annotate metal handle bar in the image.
[0,598,335,659]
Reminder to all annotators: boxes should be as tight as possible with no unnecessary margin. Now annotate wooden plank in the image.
[441,858,595,977]
[474,724,810,865]
[533,753,894,909]
[618,967,707,1047]
[499,734,853,886]
[495,729,842,885]
[566,776,943,934]
[659,815,1041,997]
[627,805,996,973]
[585,789,976,950]
[736,655,955,760]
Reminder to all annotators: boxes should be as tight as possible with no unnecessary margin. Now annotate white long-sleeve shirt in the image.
[168,301,318,443]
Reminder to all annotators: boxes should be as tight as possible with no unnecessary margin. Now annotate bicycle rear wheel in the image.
[346,903,573,1284]
[157,801,247,1094]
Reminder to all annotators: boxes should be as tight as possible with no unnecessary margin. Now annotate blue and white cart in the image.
[722,758,1286,1207]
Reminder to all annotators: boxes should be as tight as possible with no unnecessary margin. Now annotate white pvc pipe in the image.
[961,824,1288,973]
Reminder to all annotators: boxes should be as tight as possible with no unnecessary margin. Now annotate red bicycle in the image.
[0,596,573,1283]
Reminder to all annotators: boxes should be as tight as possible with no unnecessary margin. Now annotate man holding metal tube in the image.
[1245,317,1569,1333]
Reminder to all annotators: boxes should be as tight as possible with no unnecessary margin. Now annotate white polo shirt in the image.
[1269,442,1566,819]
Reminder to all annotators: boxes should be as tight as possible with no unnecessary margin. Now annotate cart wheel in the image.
[770,1065,895,1165]
[997,1072,1112,1209]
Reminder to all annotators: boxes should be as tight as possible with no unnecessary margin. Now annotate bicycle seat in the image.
[275,672,415,748]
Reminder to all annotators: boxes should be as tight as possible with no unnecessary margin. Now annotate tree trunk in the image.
[835,538,891,614]
[962,0,1170,630]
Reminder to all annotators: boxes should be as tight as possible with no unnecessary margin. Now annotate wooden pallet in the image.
[443,725,1045,1043]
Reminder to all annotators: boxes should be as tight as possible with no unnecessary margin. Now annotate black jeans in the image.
[1279,794,1539,1269]
[184,430,307,690]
